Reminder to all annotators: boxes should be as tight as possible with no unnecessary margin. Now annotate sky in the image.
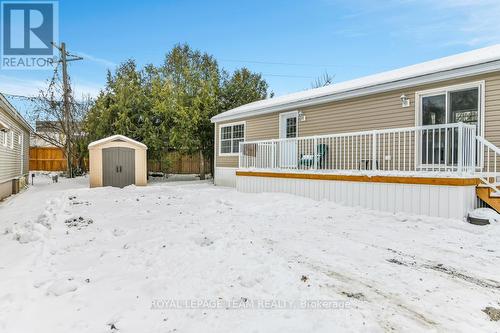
[2,0,500,115]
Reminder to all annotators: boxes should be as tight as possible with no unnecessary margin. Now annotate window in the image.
[220,122,245,155]
[285,117,297,138]
[418,82,482,128]
[1,130,7,147]
[10,131,14,149]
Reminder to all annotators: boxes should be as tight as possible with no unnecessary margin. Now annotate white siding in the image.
[236,176,476,219]
[0,106,30,184]
[214,167,237,187]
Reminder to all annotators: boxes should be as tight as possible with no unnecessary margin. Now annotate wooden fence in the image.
[148,152,211,174]
[30,147,211,174]
[29,147,68,171]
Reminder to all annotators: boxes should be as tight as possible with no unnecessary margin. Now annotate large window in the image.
[220,122,245,155]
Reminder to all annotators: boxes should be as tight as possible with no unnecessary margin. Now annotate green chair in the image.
[299,143,328,169]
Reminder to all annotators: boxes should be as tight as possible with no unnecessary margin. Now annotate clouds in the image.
[424,0,500,46]
[335,0,500,48]
[74,52,117,69]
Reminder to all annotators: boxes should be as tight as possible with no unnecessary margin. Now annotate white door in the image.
[279,112,298,168]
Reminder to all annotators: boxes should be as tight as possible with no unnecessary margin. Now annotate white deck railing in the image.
[477,136,500,195]
[239,123,477,176]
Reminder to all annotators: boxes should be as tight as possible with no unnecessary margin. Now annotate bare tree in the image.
[29,65,91,177]
[311,71,335,88]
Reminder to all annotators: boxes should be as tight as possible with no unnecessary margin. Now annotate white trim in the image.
[0,119,9,131]
[218,121,246,157]
[214,125,217,170]
[212,59,500,123]
[88,134,147,149]
[415,81,485,168]
[20,133,24,173]
[278,110,299,139]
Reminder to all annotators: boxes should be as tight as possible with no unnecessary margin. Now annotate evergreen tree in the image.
[84,44,270,179]
[220,68,268,112]
[163,44,220,180]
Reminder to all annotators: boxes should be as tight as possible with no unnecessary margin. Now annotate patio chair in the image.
[299,143,328,169]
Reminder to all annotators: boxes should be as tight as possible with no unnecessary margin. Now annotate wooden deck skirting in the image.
[235,171,480,186]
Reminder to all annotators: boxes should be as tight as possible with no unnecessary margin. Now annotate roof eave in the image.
[211,60,500,123]
[0,94,34,132]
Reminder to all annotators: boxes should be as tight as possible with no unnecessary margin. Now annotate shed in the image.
[88,135,147,188]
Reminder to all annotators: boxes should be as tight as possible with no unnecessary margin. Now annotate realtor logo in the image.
[1,1,58,69]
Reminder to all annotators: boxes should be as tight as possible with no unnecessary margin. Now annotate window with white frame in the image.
[417,82,483,130]
[220,123,245,155]
[10,131,14,149]
[1,130,7,147]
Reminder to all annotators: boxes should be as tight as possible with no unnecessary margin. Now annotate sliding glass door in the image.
[421,94,446,165]
[419,84,480,167]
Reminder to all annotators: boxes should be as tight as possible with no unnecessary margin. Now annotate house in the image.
[211,44,500,219]
[0,94,32,200]
[31,121,65,148]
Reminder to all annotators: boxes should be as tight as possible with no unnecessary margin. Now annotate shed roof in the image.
[88,135,147,149]
[211,44,500,123]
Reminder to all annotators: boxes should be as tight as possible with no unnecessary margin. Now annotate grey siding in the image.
[216,71,500,168]
[0,105,30,184]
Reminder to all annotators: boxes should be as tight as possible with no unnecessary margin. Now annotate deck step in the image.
[476,187,500,213]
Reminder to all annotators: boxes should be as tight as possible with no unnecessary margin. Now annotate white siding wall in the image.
[236,176,476,219]
[214,167,237,187]
[0,107,30,184]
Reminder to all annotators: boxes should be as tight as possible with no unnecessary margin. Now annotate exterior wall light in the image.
[298,111,306,121]
[400,94,410,108]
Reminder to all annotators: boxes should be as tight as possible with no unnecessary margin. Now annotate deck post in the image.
[457,122,463,175]
[313,137,318,170]
[239,142,243,169]
[372,132,377,171]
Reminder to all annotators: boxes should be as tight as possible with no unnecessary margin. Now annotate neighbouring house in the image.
[88,135,147,188]
[0,94,32,200]
[211,44,500,219]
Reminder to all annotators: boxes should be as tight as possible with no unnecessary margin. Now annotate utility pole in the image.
[52,42,83,178]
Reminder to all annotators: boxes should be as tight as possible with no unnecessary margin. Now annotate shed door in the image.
[102,147,135,188]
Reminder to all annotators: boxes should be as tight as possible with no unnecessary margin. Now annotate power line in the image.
[261,73,314,79]
[219,58,333,67]
[218,58,366,68]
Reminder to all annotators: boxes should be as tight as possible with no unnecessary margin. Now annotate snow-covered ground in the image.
[1,175,499,332]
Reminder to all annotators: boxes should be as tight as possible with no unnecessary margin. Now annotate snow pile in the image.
[4,200,59,243]
[469,208,500,224]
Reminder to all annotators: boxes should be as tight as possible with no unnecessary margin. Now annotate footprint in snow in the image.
[46,280,78,296]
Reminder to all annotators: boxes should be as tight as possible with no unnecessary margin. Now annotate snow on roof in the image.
[88,134,147,149]
[212,44,500,122]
